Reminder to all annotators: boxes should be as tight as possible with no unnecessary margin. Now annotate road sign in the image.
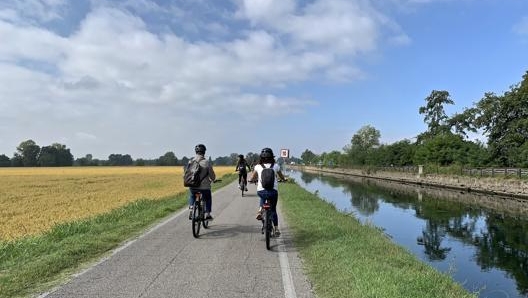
[280,149,289,158]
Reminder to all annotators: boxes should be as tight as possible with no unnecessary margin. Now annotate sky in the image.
[1,0,527,160]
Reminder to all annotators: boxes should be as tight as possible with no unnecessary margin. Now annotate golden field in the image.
[0,166,232,241]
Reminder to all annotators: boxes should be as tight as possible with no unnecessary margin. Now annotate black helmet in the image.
[195,144,206,154]
[238,154,244,159]
[260,147,274,158]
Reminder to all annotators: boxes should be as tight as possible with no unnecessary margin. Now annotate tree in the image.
[37,143,73,166]
[418,90,454,141]
[108,154,133,166]
[10,154,23,167]
[0,154,10,167]
[158,151,178,166]
[16,139,40,166]
[301,149,317,165]
[346,125,381,165]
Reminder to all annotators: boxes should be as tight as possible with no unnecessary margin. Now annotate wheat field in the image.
[0,166,232,241]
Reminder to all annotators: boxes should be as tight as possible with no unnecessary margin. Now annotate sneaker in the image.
[238,185,242,189]
[274,228,281,237]
[245,187,248,191]
[188,211,192,220]
[205,215,214,220]
[256,212,262,220]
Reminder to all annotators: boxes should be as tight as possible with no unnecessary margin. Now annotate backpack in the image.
[183,158,205,187]
[238,161,247,172]
[261,163,275,190]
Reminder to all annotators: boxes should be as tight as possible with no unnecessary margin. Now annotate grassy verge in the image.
[0,174,236,298]
[279,180,476,298]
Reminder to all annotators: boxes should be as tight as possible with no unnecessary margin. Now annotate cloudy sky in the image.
[1,0,527,160]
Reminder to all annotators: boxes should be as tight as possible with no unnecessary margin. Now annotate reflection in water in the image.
[292,170,528,298]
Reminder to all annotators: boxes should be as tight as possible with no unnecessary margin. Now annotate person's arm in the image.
[209,165,216,182]
[235,161,240,172]
[248,168,258,183]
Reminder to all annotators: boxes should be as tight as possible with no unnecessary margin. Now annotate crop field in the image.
[0,166,232,241]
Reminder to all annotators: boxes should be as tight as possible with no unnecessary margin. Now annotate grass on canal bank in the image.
[0,175,236,298]
[279,179,477,298]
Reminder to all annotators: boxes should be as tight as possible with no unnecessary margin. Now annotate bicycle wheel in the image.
[240,180,245,197]
[201,200,209,229]
[264,210,271,250]
[191,202,201,238]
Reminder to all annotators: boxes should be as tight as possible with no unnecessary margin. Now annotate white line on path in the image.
[277,230,298,298]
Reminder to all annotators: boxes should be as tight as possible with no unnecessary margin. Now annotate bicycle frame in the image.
[261,200,274,250]
[191,192,209,238]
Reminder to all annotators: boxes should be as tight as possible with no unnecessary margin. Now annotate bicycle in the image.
[260,198,276,250]
[191,180,221,238]
[259,179,287,250]
[239,175,247,197]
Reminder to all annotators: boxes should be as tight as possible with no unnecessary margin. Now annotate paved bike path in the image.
[40,181,315,298]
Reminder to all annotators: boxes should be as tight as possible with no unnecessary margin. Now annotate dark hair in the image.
[238,154,244,159]
[195,144,206,154]
[259,148,275,165]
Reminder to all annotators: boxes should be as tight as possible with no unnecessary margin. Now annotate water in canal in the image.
[286,169,528,298]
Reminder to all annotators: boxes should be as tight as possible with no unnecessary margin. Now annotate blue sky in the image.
[0,0,527,160]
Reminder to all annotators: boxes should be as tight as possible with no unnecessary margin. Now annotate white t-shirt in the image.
[254,163,281,191]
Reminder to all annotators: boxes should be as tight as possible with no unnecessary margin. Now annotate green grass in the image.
[0,174,236,298]
[279,180,477,298]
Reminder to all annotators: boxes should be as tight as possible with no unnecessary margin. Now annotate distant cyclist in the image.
[188,144,216,220]
[235,154,251,191]
[248,148,286,236]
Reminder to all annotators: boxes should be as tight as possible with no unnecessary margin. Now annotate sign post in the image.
[280,149,289,169]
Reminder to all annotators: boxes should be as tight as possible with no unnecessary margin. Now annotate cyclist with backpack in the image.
[185,144,216,220]
[235,154,251,191]
[248,148,286,236]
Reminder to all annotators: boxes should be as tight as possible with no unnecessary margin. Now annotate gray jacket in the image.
[190,154,216,190]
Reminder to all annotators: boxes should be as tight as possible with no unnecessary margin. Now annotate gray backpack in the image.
[183,158,205,187]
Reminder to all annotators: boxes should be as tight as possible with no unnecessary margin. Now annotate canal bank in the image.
[291,165,528,201]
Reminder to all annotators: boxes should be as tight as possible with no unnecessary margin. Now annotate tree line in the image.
[301,71,528,169]
[0,141,295,167]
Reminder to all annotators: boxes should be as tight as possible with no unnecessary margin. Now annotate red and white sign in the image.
[280,149,289,158]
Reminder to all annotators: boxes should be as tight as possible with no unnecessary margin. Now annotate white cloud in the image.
[0,0,411,158]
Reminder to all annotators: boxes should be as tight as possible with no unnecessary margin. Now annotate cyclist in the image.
[248,148,286,236]
[235,154,251,191]
[188,144,216,220]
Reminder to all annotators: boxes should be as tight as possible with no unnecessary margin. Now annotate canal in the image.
[286,169,528,298]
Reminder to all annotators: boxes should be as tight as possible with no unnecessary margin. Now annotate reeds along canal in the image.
[285,169,528,298]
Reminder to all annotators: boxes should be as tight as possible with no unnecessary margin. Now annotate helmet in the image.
[195,144,206,154]
[238,154,244,159]
[260,147,274,158]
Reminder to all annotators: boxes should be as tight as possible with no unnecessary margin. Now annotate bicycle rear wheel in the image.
[201,200,209,228]
[191,202,201,238]
[264,210,271,250]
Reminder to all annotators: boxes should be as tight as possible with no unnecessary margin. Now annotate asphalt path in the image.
[40,181,315,298]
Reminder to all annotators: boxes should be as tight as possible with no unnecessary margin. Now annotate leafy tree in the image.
[10,154,23,167]
[108,154,133,166]
[413,133,486,166]
[345,125,381,165]
[16,139,40,166]
[37,143,73,166]
[0,154,10,167]
[301,149,317,165]
[418,90,454,141]
[158,151,178,166]
[467,72,528,166]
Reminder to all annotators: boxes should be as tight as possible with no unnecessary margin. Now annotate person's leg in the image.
[238,173,242,188]
[256,190,267,220]
[268,190,280,235]
[188,189,196,219]
[202,189,213,219]
[242,171,248,190]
